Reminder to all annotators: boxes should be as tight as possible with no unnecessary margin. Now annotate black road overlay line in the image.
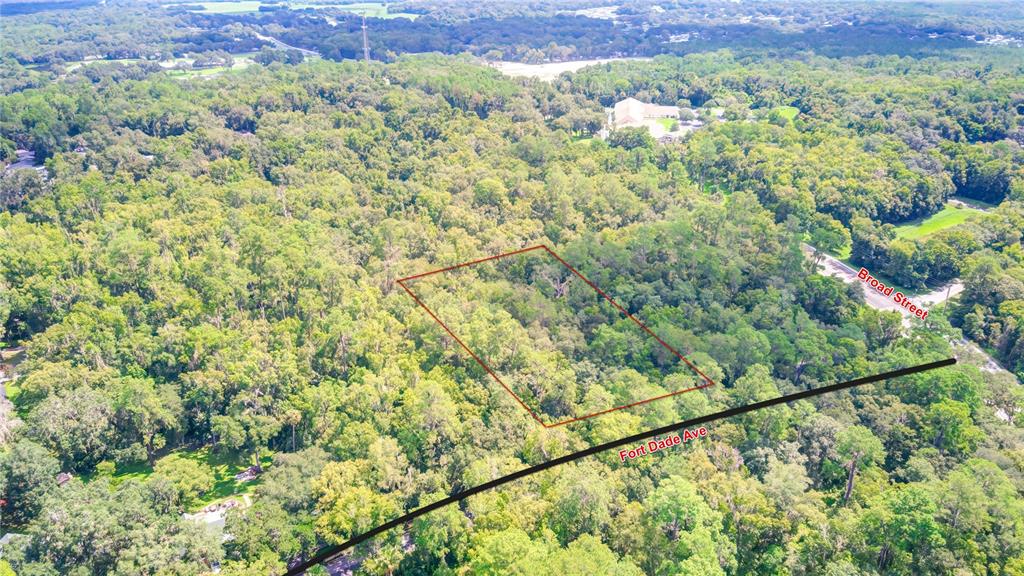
[284,357,956,575]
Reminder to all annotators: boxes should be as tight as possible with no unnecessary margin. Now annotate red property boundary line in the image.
[397,245,716,428]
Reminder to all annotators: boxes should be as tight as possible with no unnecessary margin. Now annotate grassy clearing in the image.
[773,105,799,121]
[86,447,274,510]
[894,203,983,240]
[656,117,677,130]
[6,382,28,419]
[182,447,273,507]
[166,65,238,78]
[165,57,255,79]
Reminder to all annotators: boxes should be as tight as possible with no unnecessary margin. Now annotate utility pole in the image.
[361,14,370,62]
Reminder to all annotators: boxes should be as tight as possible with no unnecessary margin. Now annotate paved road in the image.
[801,244,963,319]
[254,33,320,57]
[3,149,47,177]
[802,245,1017,389]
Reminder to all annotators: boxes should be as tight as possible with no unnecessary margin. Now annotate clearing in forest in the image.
[894,202,984,240]
[397,245,715,427]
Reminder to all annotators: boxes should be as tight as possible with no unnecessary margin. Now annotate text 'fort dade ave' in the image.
[619,427,708,463]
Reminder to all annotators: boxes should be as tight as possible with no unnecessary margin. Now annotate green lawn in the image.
[182,447,273,507]
[166,57,255,79]
[773,105,800,121]
[894,203,982,240]
[167,65,238,78]
[6,381,28,419]
[656,117,677,130]
[86,447,274,511]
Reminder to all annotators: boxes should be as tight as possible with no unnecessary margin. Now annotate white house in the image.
[612,97,680,128]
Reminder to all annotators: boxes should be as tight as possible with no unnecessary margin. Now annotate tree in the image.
[0,439,59,525]
[152,454,215,508]
[834,425,884,503]
[924,399,984,457]
[473,177,508,207]
[212,412,281,469]
[315,485,400,546]
[850,216,894,270]
[255,447,331,512]
[0,169,45,209]
[808,214,851,265]
[313,461,401,549]
[547,535,644,576]
[608,127,654,150]
[853,486,945,574]
[112,377,183,466]
[11,478,223,575]
[549,463,615,543]
[225,500,308,563]
[641,476,729,576]
[464,528,553,575]
[29,387,113,472]
[0,397,20,447]
[730,364,788,444]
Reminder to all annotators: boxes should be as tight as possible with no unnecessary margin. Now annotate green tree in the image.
[11,478,222,574]
[924,399,983,457]
[152,453,215,508]
[29,387,113,472]
[608,127,654,150]
[0,439,59,525]
[853,485,945,575]
[212,412,281,469]
[225,500,307,563]
[112,377,183,466]
[834,425,884,503]
[464,528,554,575]
[641,476,729,576]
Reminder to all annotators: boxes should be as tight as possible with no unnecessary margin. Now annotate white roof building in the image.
[613,97,680,128]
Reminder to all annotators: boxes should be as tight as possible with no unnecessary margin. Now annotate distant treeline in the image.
[192,10,987,64]
[0,0,98,16]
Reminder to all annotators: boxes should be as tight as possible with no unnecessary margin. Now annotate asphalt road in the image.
[801,244,964,319]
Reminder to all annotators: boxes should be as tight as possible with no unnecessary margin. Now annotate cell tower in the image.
[361,14,370,62]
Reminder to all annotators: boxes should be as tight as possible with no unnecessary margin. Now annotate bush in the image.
[153,454,215,507]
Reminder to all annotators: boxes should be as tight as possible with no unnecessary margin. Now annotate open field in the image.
[491,57,651,81]
[165,59,255,78]
[894,203,983,239]
[63,52,261,74]
[84,447,274,510]
[773,105,799,121]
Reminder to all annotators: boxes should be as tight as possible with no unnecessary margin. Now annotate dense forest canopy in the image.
[1,1,1023,575]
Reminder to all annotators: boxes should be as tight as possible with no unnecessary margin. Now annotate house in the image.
[604,97,721,141]
[612,97,680,128]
